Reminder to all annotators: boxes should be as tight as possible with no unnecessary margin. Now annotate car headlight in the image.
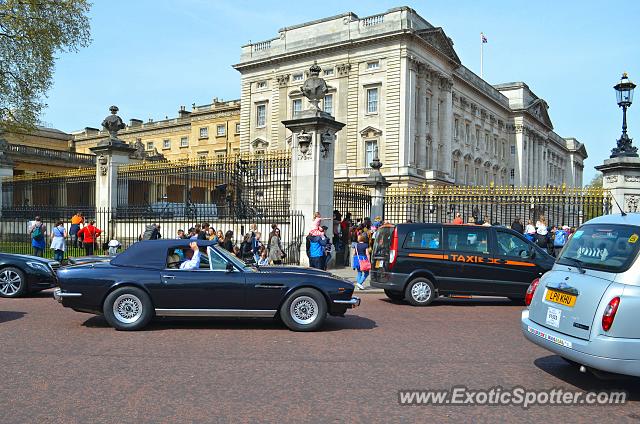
[27,261,51,273]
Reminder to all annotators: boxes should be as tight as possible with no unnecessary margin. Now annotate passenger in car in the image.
[180,242,201,270]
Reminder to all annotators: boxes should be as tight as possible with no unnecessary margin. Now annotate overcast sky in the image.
[41,0,640,184]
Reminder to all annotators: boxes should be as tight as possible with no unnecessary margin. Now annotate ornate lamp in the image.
[611,73,638,158]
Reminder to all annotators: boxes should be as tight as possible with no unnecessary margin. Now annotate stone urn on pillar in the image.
[282,63,345,266]
[90,106,135,213]
[362,156,391,221]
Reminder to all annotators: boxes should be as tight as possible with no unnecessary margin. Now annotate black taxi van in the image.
[370,223,555,306]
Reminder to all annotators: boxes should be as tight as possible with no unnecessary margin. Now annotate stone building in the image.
[234,6,586,187]
[73,99,241,161]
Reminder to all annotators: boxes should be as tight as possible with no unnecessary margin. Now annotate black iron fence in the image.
[116,151,291,219]
[384,185,611,228]
[2,168,96,208]
[333,182,372,222]
[0,206,305,265]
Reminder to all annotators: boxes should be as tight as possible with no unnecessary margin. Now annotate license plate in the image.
[545,289,576,307]
[376,260,384,268]
[546,306,561,328]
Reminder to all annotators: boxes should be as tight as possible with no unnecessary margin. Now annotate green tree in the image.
[586,174,603,188]
[0,0,91,133]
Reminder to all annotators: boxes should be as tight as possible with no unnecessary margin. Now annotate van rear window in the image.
[372,226,394,257]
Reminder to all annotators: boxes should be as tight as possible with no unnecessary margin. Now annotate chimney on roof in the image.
[178,105,191,118]
[129,119,143,127]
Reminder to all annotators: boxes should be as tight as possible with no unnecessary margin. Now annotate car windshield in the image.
[558,224,640,273]
[214,245,255,271]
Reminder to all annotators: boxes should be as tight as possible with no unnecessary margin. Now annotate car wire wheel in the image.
[112,294,143,324]
[289,295,319,325]
[0,269,23,297]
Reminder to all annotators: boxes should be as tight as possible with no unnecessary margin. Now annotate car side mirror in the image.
[226,262,235,272]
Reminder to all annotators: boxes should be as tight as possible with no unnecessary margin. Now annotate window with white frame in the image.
[256,80,267,89]
[163,139,170,149]
[452,160,458,181]
[216,124,225,137]
[425,97,430,125]
[199,127,208,138]
[323,68,334,76]
[474,168,479,184]
[180,137,188,147]
[454,119,459,139]
[502,141,506,159]
[367,61,380,70]
[511,145,516,155]
[465,123,470,145]
[366,87,378,114]
[292,73,303,81]
[256,103,266,127]
[146,141,154,150]
[323,94,333,115]
[365,140,378,166]
[235,123,240,134]
[292,98,302,116]
[493,135,498,155]
[464,164,469,184]
[475,128,480,148]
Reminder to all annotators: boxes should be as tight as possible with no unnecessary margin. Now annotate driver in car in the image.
[180,241,201,270]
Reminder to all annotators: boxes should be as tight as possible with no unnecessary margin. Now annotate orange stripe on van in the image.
[408,253,447,260]
[505,260,536,267]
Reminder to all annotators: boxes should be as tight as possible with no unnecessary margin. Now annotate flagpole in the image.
[480,34,484,79]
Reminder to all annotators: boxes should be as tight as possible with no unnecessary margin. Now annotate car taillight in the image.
[602,297,620,332]
[388,227,398,270]
[525,278,540,306]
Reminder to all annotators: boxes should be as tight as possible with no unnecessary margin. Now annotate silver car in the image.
[521,213,640,377]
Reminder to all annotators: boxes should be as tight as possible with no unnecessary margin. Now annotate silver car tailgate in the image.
[528,270,614,340]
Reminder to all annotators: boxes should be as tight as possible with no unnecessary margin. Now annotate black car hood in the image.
[2,253,56,264]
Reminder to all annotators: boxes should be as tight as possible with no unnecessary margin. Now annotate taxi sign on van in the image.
[629,234,639,244]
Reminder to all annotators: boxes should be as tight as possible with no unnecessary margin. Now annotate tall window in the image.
[502,141,506,159]
[216,124,225,136]
[425,97,430,125]
[366,88,378,113]
[465,123,470,145]
[474,168,479,184]
[484,170,489,185]
[464,164,469,184]
[475,128,480,148]
[256,104,266,127]
[163,139,170,149]
[511,145,516,155]
[146,141,154,150]
[510,169,515,179]
[323,94,333,115]
[493,135,498,155]
[199,127,208,138]
[235,123,240,134]
[454,119,459,139]
[452,160,458,181]
[292,99,302,116]
[180,137,188,147]
[365,140,378,166]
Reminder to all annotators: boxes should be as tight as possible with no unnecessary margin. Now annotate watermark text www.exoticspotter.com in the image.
[398,386,627,409]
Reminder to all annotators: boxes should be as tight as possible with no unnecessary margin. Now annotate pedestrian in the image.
[252,231,263,263]
[216,229,224,246]
[268,228,285,265]
[340,213,352,266]
[208,227,217,242]
[525,219,536,242]
[28,216,47,257]
[197,222,210,240]
[140,223,161,240]
[511,217,524,234]
[107,239,121,255]
[257,249,270,266]
[452,212,463,225]
[553,225,569,257]
[267,223,279,249]
[78,220,101,256]
[467,216,476,225]
[306,226,327,270]
[176,229,187,239]
[352,234,371,290]
[50,220,67,262]
[535,215,548,249]
[222,230,234,253]
[323,226,333,270]
[69,211,84,248]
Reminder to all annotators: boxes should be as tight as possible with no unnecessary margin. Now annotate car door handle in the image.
[255,283,285,289]
[162,275,176,279]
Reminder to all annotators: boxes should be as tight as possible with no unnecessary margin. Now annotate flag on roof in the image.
[481,32,488,43]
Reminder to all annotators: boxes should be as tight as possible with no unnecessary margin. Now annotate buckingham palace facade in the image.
[234,6,586,188]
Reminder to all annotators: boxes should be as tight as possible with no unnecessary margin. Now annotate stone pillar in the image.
[417,70,428,168]
[430,76,440,170]
[90,142,135,212]
[282,113,345,267]
[440,76,454,177]
[596,157,640,213]
[362,157,391,221]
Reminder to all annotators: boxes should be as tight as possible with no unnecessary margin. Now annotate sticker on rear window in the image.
[629,234,638,243]
[573,230,584,239]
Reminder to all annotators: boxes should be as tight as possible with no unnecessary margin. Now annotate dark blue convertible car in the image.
[54,239,360,331]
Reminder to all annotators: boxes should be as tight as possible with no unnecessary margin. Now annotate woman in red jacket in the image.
[77,220,102,256]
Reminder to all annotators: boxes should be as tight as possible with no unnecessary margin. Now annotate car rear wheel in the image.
[384,289,405,302]
[0,267,26,298]
[103,287,153,331]
[280,288,327,332]
[405,278,436,306]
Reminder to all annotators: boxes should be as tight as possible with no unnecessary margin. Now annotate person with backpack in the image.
[239,232,255,263]
[28,216,47,257]
[140,223,161,241]
[50,221,67,262]
[78,220,101,256]
[553,225,569,257]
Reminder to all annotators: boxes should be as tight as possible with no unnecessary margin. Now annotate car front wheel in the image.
[280,288,327,331]
[405,278,436,306]
[0,267,26,298]
[103,287,153,331]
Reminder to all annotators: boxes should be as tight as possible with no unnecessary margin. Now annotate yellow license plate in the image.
[375,260,384,268]
[545,289,576,307]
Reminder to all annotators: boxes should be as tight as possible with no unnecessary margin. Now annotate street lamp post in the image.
[611,73,637,158]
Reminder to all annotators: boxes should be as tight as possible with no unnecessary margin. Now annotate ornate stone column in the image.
[282,64,346,266]
[440,76,454,177]
[596,157,640,213]
[362,157,391,221]
[417,65,428,169]
[429,73,440,170]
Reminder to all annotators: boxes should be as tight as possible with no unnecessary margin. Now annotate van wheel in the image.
[405,278,436,306]
[384,289,405,302]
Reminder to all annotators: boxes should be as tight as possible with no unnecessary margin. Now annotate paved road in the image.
[1,291,639,423]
